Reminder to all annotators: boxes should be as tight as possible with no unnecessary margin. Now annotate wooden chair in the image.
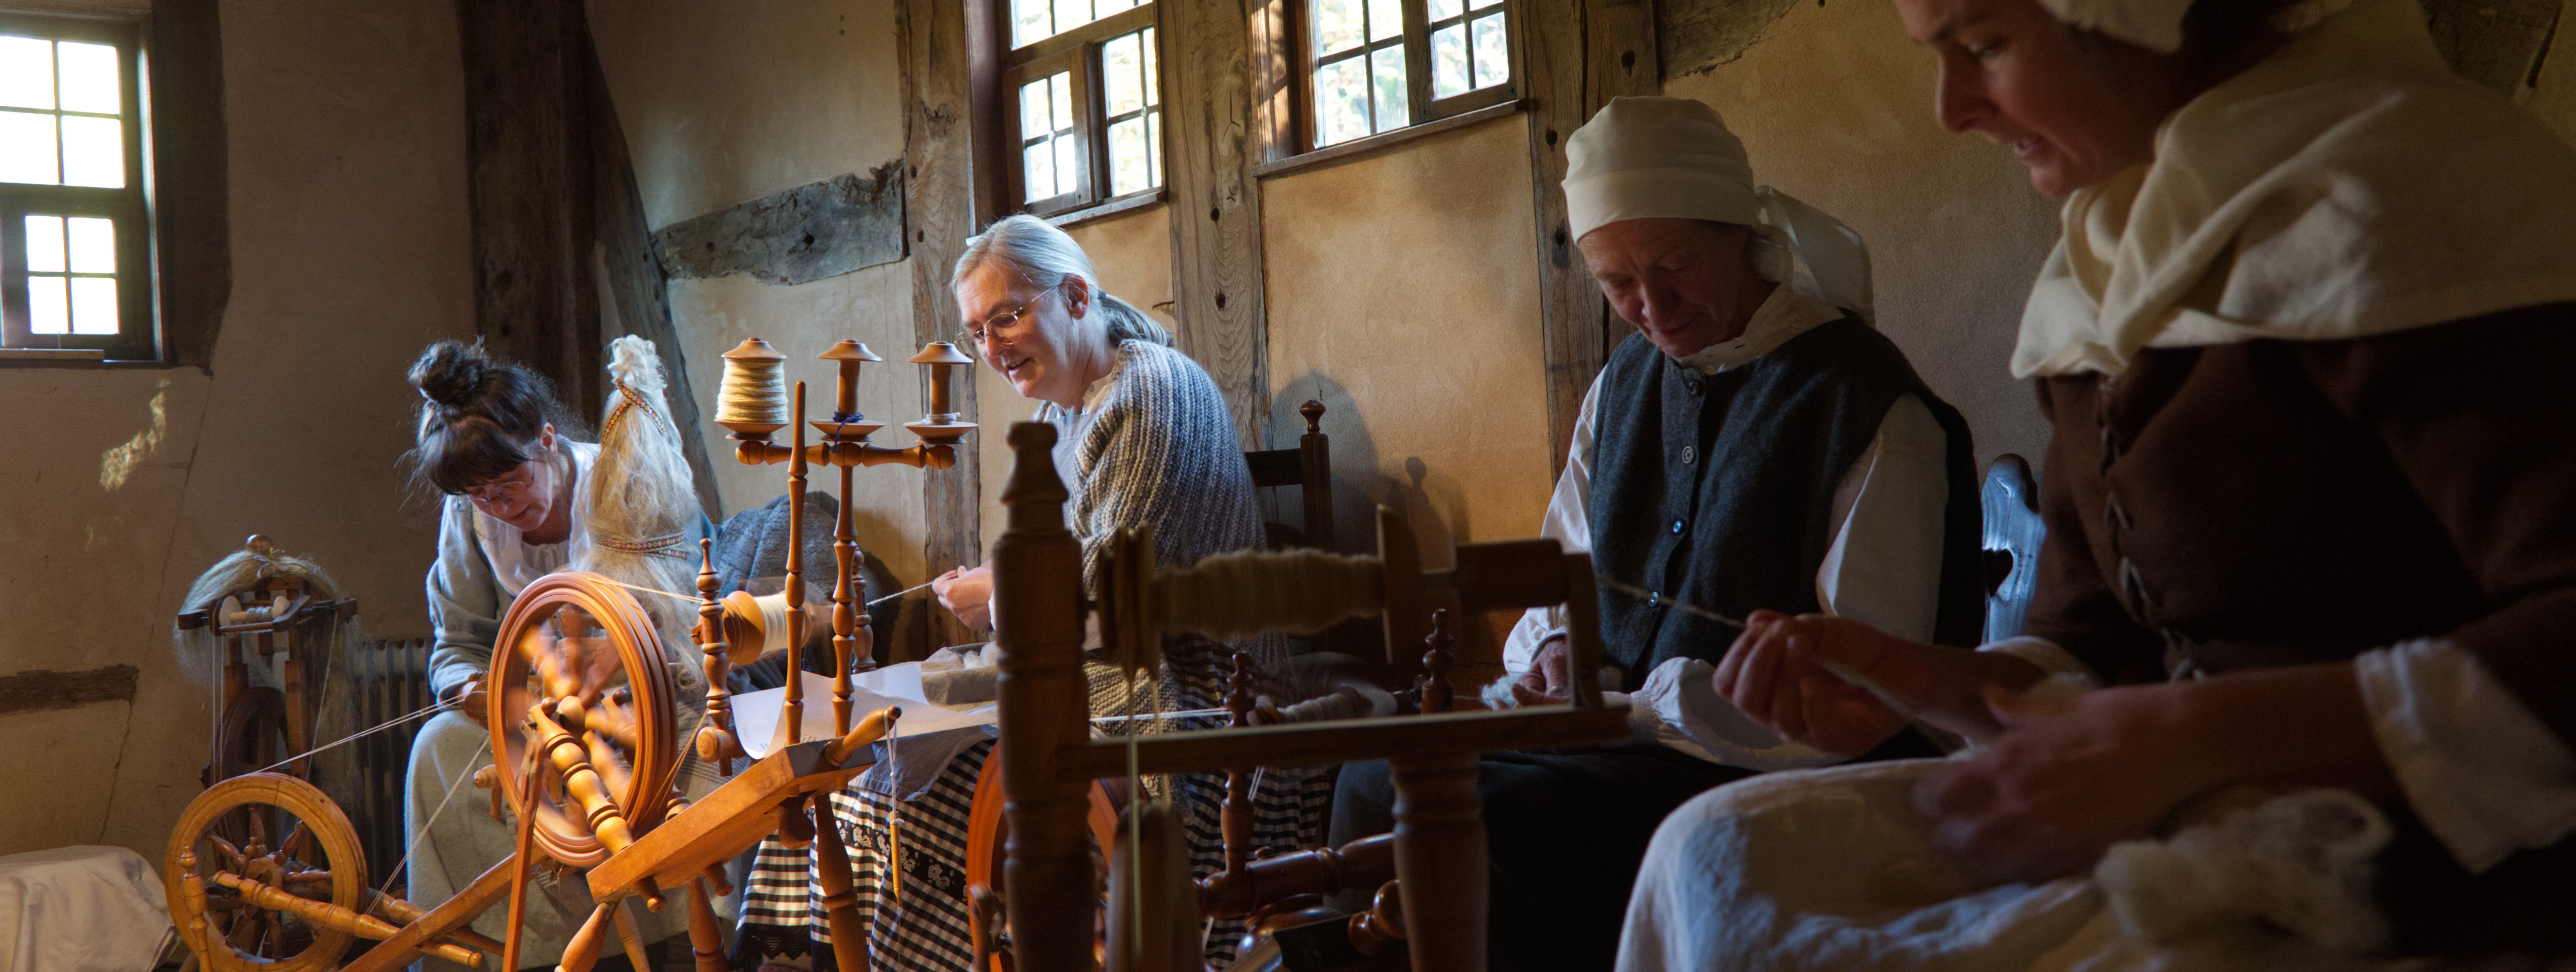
[1244,399,1336,552]
[1980,454,2044,642]
[989,421,1632,972]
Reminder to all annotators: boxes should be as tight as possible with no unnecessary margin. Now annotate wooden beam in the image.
[146,0,230,372]
[457,0,602,414]
[650,167,909,286]
[0,665,137,715]
[585,40,721,518]
[1660,0,1805,80]
[1526,0,1660,474]
[1164,0,1272,448]
[903,0,987,649]
[1525,0,1597,476]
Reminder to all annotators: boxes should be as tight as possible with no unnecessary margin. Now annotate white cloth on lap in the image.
[1618,761,2570,972]
[0,845,170,972]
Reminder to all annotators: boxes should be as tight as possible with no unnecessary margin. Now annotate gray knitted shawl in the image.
[1036,339,1288,680]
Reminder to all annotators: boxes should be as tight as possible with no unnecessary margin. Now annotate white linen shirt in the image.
[1504,285,1953,772]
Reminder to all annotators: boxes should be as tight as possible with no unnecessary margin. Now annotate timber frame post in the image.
[1163,0,1275,450]
[904,0,992,649]
[1524,0,1660,473]
[455,0,719,515]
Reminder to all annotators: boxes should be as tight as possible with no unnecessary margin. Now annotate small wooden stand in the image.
[708,338,976,753]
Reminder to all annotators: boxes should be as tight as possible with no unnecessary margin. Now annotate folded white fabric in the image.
[0,845,170,972]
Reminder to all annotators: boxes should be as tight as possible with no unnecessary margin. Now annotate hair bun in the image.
[409,340,490,409]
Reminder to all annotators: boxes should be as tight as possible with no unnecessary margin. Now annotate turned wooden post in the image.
[833,456,860,736]
[1420,609,1456,714]
[695,539,739,775]
[1223,653,1256,876]
[784,381,809,744]
[526,701,637,855]
[994,422,1096,972]
[1296,400,1334,551]
[1387,750,1484,972]
[687,876,729,972]
[812,798,873,972]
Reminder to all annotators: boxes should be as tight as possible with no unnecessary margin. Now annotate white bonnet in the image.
[1562,96,1876,318]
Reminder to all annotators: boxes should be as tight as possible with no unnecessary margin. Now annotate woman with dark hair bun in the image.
[399,339,713,968]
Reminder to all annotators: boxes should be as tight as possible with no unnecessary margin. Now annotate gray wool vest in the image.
[1588,317,1988,675]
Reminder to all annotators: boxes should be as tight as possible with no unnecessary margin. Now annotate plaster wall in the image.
[0,0,474,860]
[972,203,1179,558]
[1665,0,2062,472]
[588,0,936,602]
[1260,116,1557,668]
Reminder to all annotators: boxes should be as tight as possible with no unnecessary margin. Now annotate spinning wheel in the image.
[164,772,373,972]
[483,572,682,868]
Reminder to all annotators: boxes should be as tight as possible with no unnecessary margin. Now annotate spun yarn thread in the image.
[716,348,789,427]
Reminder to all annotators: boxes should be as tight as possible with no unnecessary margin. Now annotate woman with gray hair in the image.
[731,214,1328,971]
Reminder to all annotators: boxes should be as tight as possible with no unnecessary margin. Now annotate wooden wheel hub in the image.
[484,572,680,869]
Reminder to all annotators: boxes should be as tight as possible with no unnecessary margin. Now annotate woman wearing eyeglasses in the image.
[733,214,1329,971]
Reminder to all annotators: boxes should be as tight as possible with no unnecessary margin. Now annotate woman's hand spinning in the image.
[1920,664,2399,881]
[933,563,996,630]
[1712,610,2039,756]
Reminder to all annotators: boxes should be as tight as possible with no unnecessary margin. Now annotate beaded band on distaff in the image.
[597,533,693,561]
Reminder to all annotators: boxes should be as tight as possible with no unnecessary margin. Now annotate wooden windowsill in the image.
[1252,99,1528,180]
[1042,189,1167,229]
[0,347,108,361]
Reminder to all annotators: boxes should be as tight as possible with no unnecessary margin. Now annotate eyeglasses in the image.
[463,463,537,506]
[966,283,1060,346]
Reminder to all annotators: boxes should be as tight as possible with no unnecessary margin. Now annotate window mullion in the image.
[2,197,31,349]
[1402,0,1432,124]
[1084,39,1112,208]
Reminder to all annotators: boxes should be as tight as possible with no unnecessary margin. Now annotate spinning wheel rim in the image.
[485,571,678,868]
[164,772,368,972]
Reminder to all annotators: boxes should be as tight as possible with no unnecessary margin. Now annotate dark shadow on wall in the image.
[1266,371,1512,673]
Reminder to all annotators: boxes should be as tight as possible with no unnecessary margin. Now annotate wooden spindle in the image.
[610,899,654,972]
[834,455,859,737]
[694,539,739,775]
[1223,654,1256,876]
[687,876,729,972]
[525,701,636,855]
[1421,609,1455,714]
[812,798,873,972]
[556,901,616,972]
[784,381,808,744]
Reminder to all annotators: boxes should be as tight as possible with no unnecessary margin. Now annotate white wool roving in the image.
[2095,785,2393,954]
[578,336,703,633]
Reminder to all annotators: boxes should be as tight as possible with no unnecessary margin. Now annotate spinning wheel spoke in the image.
[277,821,312,866]
[206,834,248,875]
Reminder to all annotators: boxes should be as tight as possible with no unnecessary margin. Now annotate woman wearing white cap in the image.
[1328,97,1990,972]
[1624,0,2576,964]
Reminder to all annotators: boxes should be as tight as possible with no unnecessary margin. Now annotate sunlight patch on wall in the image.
[98,381,166,492]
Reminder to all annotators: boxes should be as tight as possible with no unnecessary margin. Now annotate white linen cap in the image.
[1562,96,1877,319]
[2037,0,2192,52]
[1564,96,1760,242]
